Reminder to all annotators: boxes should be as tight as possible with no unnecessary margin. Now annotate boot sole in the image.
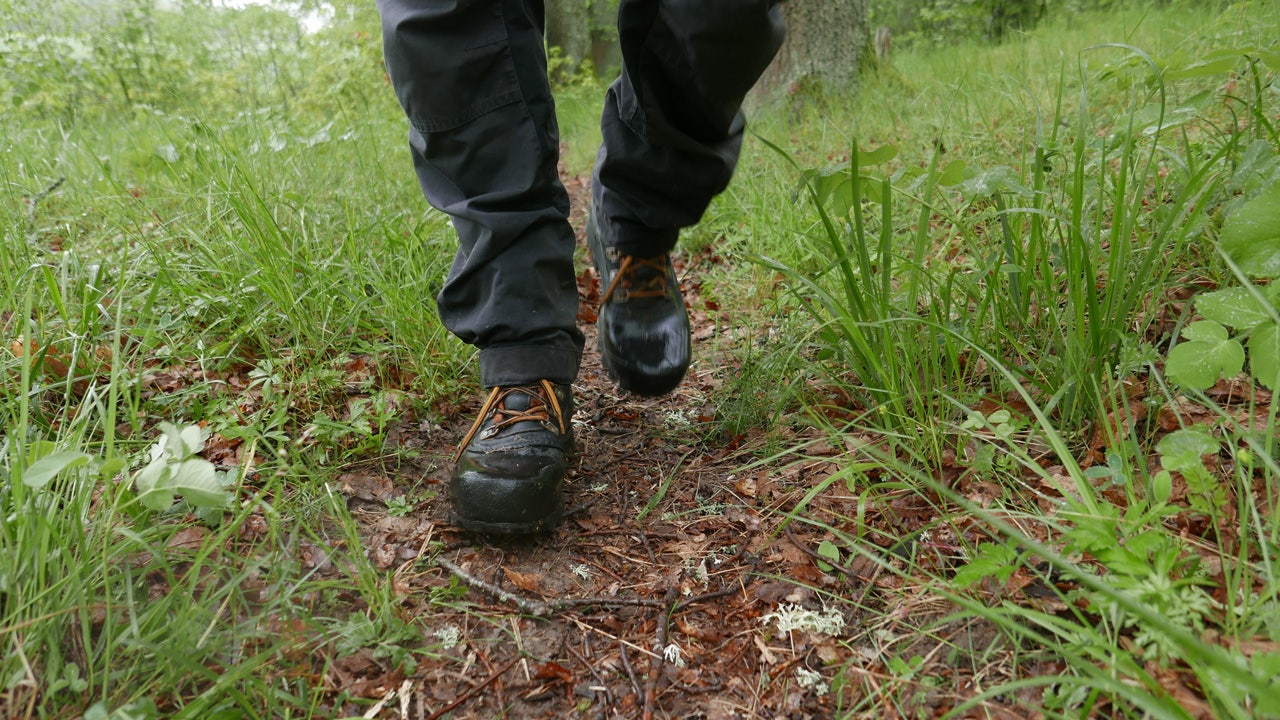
[597,342,686,397]
[449,508,563,536]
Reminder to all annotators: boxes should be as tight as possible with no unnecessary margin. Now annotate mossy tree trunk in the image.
[544,0,620,80]
[753,0,870,104]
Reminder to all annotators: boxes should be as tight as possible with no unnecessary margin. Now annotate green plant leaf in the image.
[1257,49,1280,73]
[158,421,205,458]
[1220,181,1280,278]
[816,540,841,572]
[1151,470,1173,506]
[953,542,1017,588]
[1196,287,1274,331]
[1162,49,1241,80]
[1156,428,1220,474]
[937,159,967,186]
[957,165,1032,197]
[22,451,92,489]
[134,458,175,511]
[1249,321,1280,390]
[1180,320,1230,343]
[857,144,898,166]
[1166,322,1245,389]
[133,424,228,511]
[168,458,229,508]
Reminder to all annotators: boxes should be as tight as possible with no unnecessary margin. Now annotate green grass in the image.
[725,1,1280,717]
[4,0,1280,717]
[2,72,466,717]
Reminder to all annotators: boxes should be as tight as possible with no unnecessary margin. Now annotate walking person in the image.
[377,0,786,534]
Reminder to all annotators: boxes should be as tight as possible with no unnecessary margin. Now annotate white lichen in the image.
[794,667,828,696]
[760,603,846,637]
[434,626,461,649]
[663,643,686,668]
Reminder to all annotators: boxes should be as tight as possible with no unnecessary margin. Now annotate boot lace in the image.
[454,379,567,462]
[601,254,672,305]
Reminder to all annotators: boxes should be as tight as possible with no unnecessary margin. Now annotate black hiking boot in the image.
[450,380,573,535]
[588,208,691,397]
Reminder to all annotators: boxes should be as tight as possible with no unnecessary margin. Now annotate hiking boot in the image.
[588,209,691,397]
[450,380,573,535]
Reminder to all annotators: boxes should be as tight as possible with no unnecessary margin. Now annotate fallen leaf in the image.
[167,526,209,550]
[534,661,573,684]
[754,635,780,665]
[502,567,541,594]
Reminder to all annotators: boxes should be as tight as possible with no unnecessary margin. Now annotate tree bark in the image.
[544,0,619,80]
[752,0,870,105]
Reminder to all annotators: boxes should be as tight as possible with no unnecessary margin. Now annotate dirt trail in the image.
[332,175,999,720]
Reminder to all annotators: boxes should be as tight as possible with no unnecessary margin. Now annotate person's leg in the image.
[378,0,580,534]
[378,0,583,388]
[597,0,786,256]
[590,0,785,394]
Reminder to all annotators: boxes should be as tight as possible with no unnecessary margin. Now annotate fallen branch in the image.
[643,587,679,720]
[437,556,669,616]
[673,585,740,613]
[437,556,553,615]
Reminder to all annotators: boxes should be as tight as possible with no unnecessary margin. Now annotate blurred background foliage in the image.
[873,0,1204,46]
[1,0,1236,124]
[0,0,385,121]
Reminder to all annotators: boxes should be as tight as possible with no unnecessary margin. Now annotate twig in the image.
[437,556,667,615]
[477,651,506,715]
[562,497,600,520]
[643,587,679,720]
[437,556,552,615]
[565,615,658,660]
[618,640,643,701]
[636,526,658,564]
[440,548,751,620]
[783,525,860,580]
[568,643,613,708]
[26,176,65,225]
[424,655,518,720]
[25,175,66,248]
[673,585,740,613]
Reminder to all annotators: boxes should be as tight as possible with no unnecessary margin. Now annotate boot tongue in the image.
[498,387,543,416]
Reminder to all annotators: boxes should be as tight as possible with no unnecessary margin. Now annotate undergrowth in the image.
[743,2,1280,717]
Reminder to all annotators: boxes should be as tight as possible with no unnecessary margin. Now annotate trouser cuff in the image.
[610,217,679,258]
[479,344,581,387]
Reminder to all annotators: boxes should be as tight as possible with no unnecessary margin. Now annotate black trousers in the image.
[378,0,785,387]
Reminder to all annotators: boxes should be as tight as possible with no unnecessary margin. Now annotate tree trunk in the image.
[752,0,870,105]
[544,0,619,81]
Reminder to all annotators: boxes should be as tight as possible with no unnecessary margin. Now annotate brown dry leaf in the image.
[1157,399,1216,431]
[533,661,573,684]
[167,526,209,550]
[754,635,780,665]
[202,432,242,466]
[336,471,396,502]
[1088,400,1148,453]
[1226,636,1280,656]
[965,481,1004,508]
[1204,375,1268,404]
[369,543,396,570]
[1149,662,1214,719]
[814,639,841,663]
[502,567,541,594]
